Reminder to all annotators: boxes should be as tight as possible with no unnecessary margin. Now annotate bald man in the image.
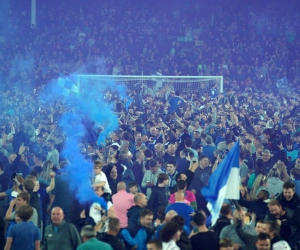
[154,210,178,239]
[164,192,194,233]
[112,182,135,229]
[164,210,178,222]
[43,207,81,250]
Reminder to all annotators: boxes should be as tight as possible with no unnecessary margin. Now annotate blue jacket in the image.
[168,96,184,113]
[121,220,152,250]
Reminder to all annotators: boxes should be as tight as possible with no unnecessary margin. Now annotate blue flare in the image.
[39,74,130,208]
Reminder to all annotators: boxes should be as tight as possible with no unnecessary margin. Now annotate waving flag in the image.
[57,77,79,97]
[202,140,240,225]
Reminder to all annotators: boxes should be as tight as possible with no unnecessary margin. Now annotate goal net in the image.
[77,75,223,98]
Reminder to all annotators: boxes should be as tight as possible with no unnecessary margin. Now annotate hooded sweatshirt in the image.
[267,177,284,198]
[127,205,144,224]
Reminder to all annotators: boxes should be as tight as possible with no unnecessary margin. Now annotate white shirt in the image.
[162,240,180,250]
[95,171,111,194]
[89,201,113,232]
[89,201,113,224]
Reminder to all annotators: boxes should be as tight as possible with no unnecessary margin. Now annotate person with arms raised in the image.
[5,204,41,250]
[220,208,256,250]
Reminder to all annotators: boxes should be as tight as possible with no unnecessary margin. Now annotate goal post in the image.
[77,75,223,98]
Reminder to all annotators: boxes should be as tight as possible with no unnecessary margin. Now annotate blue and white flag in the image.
[201,140,240,225]
[57,77,79,97]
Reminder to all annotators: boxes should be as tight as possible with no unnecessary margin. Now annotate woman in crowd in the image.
[104,164,118,196]
[249,174,268,200]
[240,184,250,201]
[273,161,290,182]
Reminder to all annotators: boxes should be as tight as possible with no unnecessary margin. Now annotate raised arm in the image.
[5,199,16,221]
[46,172,56,193]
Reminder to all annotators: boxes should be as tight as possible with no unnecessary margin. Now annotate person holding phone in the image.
[141,159,163,199]
[284,139,299,164]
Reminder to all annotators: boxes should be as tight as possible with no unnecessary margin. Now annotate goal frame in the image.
[77,75,224,94]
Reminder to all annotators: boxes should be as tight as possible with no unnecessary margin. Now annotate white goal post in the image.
[77,75,223,97]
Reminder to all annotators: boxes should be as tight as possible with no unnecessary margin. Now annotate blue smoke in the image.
[116,85,133,111]
[0,0,11,38]
[8,57,35,92]
[39,74,130,208]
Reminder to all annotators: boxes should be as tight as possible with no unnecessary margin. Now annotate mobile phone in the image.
[11,173,17,181]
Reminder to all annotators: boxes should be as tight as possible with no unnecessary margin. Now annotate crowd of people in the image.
[1,0,300,91]
[0,0,300,250]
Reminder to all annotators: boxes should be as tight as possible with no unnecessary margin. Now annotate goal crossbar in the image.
[77,75,224,93]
